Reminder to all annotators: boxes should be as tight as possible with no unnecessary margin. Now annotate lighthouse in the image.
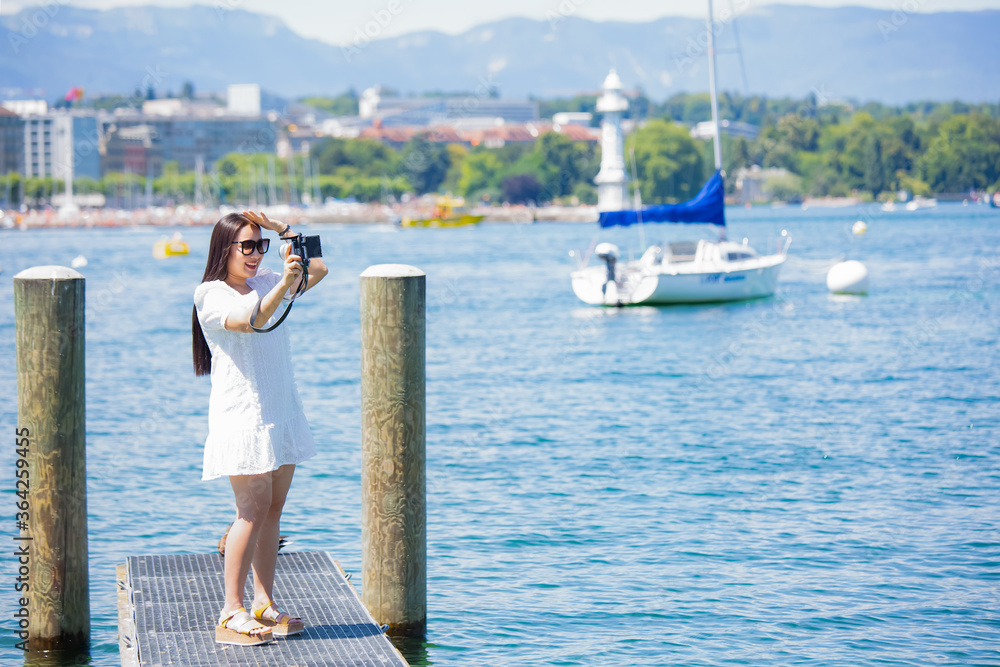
[594,69,629,212]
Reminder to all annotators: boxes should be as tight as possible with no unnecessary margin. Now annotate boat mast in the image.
[706,0,722,171]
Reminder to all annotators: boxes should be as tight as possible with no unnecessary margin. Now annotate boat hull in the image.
[152,240,190,258]
[400,214,484,228]
[572,255,785,306]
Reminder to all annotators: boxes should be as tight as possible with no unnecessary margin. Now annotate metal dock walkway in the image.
[117,551,408,666]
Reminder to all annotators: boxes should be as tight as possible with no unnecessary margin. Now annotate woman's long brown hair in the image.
[192,213,258,376]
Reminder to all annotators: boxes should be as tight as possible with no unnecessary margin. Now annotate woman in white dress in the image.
[192,211,327,645]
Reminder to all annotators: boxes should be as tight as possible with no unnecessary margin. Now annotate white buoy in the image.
[827,260,868,294]
[852,220,867,235]
[70,254,88,268]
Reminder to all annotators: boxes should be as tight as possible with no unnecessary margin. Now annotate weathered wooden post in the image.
[360,264,426,637]
[13,266,90,651]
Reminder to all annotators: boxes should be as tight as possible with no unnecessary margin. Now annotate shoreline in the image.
[1,204,599,229]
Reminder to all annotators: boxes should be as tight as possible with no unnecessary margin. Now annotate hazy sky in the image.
[4,0,1000,45]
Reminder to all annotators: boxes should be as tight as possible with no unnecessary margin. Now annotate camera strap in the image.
[249,266,309,333]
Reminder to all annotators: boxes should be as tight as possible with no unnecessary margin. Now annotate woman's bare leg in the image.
[224,472,273,615]
[251,464,295,608]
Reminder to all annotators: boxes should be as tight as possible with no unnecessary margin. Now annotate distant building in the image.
[101,112,275,175]
[553,112,593,127]
[377,99,448,127]
[143,99,186,117]
[359,87,445,125]
[228,84,261,115]
[691,120,759,141]
[101,124,164,178]
[443,98,538,124]
[2,100,47,116]
[357,85,539,127]
[0,107,25,175]
[23,111,100,181]
[224,84,286,115]
[358,121,597,150]
[318,116,370,140]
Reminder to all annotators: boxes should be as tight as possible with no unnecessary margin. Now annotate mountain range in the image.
[2,3,999,105]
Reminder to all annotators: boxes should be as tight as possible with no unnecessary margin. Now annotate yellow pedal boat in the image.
[153,234,190,258]
[401,196,483,228]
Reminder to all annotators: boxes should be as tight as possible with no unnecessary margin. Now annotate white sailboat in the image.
[571,0,789,306]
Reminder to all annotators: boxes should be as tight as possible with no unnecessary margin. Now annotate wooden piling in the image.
[360,264,426,637]
[14,266,90,651]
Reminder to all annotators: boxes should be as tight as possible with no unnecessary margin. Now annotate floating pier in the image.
[116,551,408,666]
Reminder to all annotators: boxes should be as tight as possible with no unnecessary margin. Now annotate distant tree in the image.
[765,172,804,201]
[917,114,1000,192]
[301,93,359,117]
[628,88,650,120]
[400,134,450,194]
[627,119,704,203]
[181,81,195,100]
[458,151,503,197]
[534,132,596,198]
[571,182,597,205]
[442,143,468,192]
[682,94,713,123]
[863,136,886,195]
[312,137,397,177]
[776,113,820,152]
[731,136,751,170]
[501,173,542,204]
[536,95,598,121]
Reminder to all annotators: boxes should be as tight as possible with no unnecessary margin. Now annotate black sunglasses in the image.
[231,238,269,255]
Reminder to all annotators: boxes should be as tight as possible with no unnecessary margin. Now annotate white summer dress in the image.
[194,268,316,480]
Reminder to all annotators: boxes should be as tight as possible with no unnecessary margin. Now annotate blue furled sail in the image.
[598,170,726,228]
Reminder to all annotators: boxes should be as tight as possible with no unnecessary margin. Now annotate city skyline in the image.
[3,0,1000,47]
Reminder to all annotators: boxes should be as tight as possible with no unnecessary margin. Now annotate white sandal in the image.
[215,607,274,645]
[253,599,305,637]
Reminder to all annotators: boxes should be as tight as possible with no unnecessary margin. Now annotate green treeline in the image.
[539,92,1000,201]
[4,93,997,208]
[722,104,1000,200]
[307,132,601,205]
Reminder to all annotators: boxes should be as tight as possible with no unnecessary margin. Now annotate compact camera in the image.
[281,233,322,267]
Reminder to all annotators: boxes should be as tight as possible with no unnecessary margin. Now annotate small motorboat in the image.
[401,196,484,228]
[153,232,190,258]
[905,196,937,211]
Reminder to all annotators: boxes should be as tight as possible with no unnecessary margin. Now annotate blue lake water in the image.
[1,204,999,665]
